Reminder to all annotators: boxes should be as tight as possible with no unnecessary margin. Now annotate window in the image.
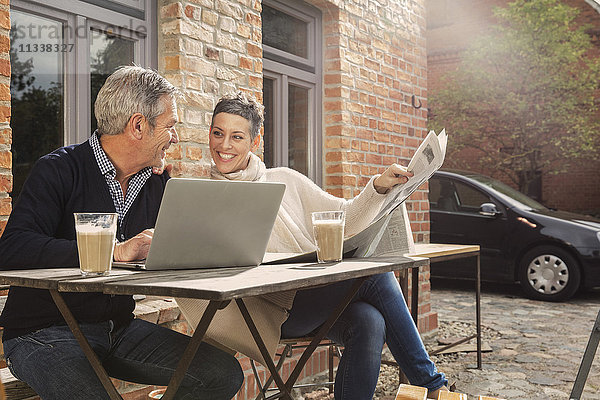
[9,0,155,199]
[262,0,322,184]
[430,177,490,213]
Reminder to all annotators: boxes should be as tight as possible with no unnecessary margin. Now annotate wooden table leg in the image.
[49,290,123,400]
[162,300,228,400]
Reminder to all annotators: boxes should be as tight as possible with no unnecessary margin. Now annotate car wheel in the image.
[518,246,581,302]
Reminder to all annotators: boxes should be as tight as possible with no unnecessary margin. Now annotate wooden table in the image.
[406,243,482,368]
[0,256,427,400]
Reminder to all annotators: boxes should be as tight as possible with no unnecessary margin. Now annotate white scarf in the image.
[210,153,266,182]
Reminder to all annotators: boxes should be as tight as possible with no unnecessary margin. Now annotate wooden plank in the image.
[408,243,480,259]
[97,257,427,300]
[395,384,427,400]
[438,392,467,400]
[0,268,82,289]
[0,268,140,291]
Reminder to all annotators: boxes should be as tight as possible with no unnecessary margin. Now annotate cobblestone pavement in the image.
[425,279,600,400]
[299,279,600,400]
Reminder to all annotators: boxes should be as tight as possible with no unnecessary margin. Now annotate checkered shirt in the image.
[89,132,152,237]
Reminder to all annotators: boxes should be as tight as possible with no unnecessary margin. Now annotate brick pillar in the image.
[158,0,263,179]
[307,0,436,333]
[0,0,10,237]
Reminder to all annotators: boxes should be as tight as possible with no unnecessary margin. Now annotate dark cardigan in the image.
[0,140,168,340]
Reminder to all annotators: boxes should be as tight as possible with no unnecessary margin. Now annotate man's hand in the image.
[373,164,414,194]
[152,164,173,175]
[113,229,154,262]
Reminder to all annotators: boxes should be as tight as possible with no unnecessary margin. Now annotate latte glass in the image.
[311,211,345,263]
[74,213,118,276]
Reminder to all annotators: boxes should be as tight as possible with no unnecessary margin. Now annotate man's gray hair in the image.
[211,92,265,140]
[94,66,178,136]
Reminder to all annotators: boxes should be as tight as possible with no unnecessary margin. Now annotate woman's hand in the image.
[113,229,154,262]
[373,164,414,194]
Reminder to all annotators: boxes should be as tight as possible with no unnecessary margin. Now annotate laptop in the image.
[114,178,285,270]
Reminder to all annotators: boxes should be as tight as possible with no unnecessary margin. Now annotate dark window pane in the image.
[288,85,308,175]
[455,181,489,211]
[263,78,275,168]
[10,10,64,200]
[262,4,308,58]
[90,30,135,133]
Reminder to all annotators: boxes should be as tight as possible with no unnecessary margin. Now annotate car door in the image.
[429,175,512,280]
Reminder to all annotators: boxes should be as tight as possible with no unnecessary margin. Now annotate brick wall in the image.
[0,0,9,237]
[427,0,600,215]
[304,0,435,331]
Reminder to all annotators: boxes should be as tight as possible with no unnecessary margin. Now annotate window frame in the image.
[11,0,156,145]
[262,0,322,185]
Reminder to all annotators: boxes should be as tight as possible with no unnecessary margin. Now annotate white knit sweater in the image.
[176,154,394,365]
[263,166,387,253]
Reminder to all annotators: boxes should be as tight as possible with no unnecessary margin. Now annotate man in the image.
[0,66,243,399]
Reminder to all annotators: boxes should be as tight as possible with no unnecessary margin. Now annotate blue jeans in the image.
[3,319,243,400]
[281,272,447,400]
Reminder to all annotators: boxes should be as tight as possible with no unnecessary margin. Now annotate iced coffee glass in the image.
[311,211,345,263]
[74,213,118,276]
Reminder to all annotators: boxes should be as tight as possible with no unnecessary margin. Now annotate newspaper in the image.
[373,128,447,222]
[264,129,447,264]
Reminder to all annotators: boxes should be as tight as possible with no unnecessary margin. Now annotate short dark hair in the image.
[211,92,264,140]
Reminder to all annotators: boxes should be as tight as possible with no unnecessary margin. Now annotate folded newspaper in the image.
[264,129,447,264]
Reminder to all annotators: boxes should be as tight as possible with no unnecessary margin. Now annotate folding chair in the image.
[250,337,341,400]
[570,308,600,400]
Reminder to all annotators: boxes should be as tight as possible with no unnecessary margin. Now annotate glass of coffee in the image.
[311,211,345,263]
[74,213,118,276]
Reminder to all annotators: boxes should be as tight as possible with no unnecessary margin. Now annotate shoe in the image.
[427,385,449,399]
[427,382,457,399]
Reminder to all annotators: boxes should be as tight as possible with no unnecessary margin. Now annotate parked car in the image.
[429,170,600,301]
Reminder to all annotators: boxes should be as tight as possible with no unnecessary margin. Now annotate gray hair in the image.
[211,92,264,140]
[94,66,179,136]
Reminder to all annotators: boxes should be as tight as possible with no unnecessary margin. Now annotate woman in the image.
[177,93,449,399]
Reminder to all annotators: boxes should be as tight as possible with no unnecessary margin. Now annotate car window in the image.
[429,177,459,211]
[455,181,490,212]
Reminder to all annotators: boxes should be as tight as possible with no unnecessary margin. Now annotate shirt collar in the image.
[89,131,152,180]
[90,131,116,178]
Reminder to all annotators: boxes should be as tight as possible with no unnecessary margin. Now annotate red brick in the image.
[246,42,262,57]
[160,3,182,18]
[0,151,11,169]
[245,12,261,27]
[0,128,10,145]
[0,174,11,194]
[0,219,8,237]
[239,56,253,70]
[185,146,203,161]
[0,59,10,77]
[0,10,9,30]
[0,197,11,215]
